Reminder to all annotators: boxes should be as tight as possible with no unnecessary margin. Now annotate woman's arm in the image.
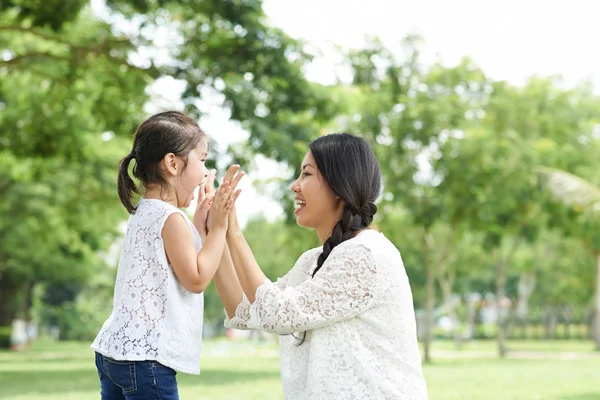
[230,241,378,335]
[213,244,244,319]
[225,229,267,304]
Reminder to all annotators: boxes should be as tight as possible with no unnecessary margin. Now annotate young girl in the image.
[91,111,241,400]
[211,133,428,399]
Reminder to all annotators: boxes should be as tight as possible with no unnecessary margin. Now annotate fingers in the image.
[198,196,211,211]
[205,169,217,195]
[214,182,232,206]
[195,183,206,210]
[229,170,245,193]
[217,181,231,196]
[232,188,242,201]
[222,165,240,187]
[224,197,234,211]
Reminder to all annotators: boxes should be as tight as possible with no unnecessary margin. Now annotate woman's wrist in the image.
[226,230,243,239]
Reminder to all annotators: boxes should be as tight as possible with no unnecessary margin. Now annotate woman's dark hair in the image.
[291,133,381,345]
[309,133,381,277]
[117,111,206,214]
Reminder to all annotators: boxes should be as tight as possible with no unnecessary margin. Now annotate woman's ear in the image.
[336,198,346,215]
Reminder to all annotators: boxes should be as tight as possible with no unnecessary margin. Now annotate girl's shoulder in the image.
[128,198,189,231]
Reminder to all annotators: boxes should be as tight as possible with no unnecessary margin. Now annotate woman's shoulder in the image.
[296,246,322,265]
[331,229,400,259]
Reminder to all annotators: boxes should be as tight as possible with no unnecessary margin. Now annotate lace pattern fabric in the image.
[225,230,428,399]
[92,198,205,374]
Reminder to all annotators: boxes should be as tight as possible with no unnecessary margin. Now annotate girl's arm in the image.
[162,181,233,294]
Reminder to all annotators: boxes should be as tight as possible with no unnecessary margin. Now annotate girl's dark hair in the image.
[117,111,206,214]
[310,133,381,277]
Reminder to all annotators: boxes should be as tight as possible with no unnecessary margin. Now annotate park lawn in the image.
[428,339,598,354]
[0,340,598,400]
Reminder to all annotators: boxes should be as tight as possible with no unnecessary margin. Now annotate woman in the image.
[206,133,427,399]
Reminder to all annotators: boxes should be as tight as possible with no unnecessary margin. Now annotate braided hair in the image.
[309,133,381,277]
[292,133,381,345]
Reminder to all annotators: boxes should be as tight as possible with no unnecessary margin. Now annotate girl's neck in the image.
[144,187,178,208]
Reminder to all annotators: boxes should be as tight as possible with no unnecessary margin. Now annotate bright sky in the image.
[131,0,600,226]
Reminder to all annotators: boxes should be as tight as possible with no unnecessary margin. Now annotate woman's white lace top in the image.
[225,229,428,399]
[92,198,205,374]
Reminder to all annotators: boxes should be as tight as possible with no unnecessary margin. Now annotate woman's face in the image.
[290,151,344,241]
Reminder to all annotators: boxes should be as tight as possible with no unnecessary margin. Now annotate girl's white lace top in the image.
[225,229,428,399]
[92,198,204,374]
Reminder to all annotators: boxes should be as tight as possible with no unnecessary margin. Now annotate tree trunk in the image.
[422,234,435,363]
[24,281,35,320]
[562,306,572,340]
[439,280,462,349]
[594,252,600,350]
[0,273,17,326]
[465,294,480,340]
[495,238,522,357]
[544,306,557,340]
[516,273,535,321]
[496,253,507,358]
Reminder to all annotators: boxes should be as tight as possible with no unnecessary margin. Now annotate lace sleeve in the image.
[223,249,315,330]
[224,290,254,330]
[248,244,377,335]
[223,270,293,330]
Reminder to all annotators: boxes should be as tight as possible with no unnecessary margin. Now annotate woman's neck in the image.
[316,225,368,245]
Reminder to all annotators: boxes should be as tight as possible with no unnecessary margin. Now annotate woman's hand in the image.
[206,165,244,231]
[227,202,242,238]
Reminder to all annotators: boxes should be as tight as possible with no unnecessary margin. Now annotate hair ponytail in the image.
[117,154,138,214]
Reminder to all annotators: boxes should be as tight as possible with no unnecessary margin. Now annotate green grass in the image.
[1,339,599,400]
[428,339,598,353]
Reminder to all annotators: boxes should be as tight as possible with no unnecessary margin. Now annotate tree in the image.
[0,0,322,329]
[333,35,490,361]
[538,167,600,348]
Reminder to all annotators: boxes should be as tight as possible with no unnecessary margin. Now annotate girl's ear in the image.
[162,153,178,176]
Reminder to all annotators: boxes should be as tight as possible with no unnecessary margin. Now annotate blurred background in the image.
[1,0,600,399]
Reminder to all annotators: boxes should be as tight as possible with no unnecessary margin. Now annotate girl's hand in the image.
[193,169,216,237]
[207,181,233,230]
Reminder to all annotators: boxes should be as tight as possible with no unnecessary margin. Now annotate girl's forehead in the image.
[196,138,209,153]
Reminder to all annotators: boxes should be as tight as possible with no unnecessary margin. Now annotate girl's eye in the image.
[302,173,310,178]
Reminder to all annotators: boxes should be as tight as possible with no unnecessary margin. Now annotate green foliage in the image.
[0,326,11,348]
[0,0,323,331]
[2,0,600,347]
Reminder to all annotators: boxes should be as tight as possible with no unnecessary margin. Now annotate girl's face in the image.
[290,151,345,243]
[174,140,208,208]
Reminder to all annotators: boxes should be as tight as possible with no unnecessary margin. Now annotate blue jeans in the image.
[95,352,179,400]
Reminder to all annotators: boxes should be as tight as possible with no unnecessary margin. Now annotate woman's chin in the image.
[294,215,312,229]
